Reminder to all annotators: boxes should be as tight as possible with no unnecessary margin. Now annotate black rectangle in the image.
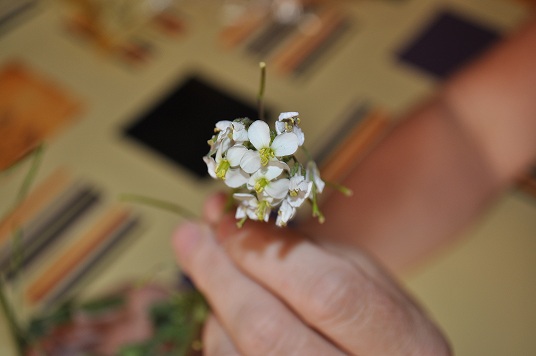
[123,75,265,178]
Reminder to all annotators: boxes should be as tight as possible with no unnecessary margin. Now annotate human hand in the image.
[172,193,451,355]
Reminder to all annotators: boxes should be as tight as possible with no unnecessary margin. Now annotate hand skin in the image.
[172,193,451,355]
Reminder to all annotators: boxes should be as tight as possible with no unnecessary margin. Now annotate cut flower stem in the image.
[119,194,198,219]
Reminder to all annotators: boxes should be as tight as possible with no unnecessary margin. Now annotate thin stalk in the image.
[15,145,44,205]
[257,62,267,122]
[0,279,25,355]
[325,181,353,197]
[1,144,45,355]
[119,194,197,219]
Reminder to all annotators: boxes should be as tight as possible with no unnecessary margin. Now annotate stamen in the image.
[259,147,274,166]
[215,160,230,179]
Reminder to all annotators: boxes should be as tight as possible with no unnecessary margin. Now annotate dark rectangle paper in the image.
[397,10,500,79]
[123,75,265,178]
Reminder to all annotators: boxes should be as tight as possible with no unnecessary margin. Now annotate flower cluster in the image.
[204,112,325,227]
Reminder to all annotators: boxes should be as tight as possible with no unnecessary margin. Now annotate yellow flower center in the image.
[254,178,269,194]
[215,160,230,179]
[256,200,271,221]
[259,147,274,166]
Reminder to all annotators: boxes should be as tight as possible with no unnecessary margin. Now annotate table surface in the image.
[1,1,535,355]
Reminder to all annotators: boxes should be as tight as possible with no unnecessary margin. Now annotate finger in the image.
[314,239,412,301]
[172,222,343,356]
[203,314,239,356]
[215,218,450,355]
[315,239,451,350]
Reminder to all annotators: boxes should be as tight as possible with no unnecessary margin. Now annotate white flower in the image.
[204,144,249,188]
[234,193,272,222]
[240,120,299,173]
[216,120,232,133]
[276,112,304,146]
[205,113,333,227]
[208,120,250,156]
[276,199,296,227]
[247,161,290,200]
[232,121,249,143]
[306,161,325,193]
[287,173,313,207]
[207,120,233,156]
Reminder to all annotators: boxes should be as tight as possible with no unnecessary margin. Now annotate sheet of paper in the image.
[0,61,82,170]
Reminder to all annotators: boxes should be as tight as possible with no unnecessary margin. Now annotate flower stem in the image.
[325,181,353,197]
[119,194,198,219]
[258,62,267,122]
[0,280,25,355]
[15,145,44,205]
[0,144,45,356]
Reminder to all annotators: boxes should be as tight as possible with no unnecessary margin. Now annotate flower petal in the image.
[226,145,248,167]
[276,199,296,227]
[263,163,284,180]
[203,156,217,178]
[271,133,299,157]
[235,206,246,219]
[233,193,256,203]
[275,121,285,135]
[266,178,290,200]
[224,168,249,188]
[248,120,271,150]
[240,150,262,173]
[216,120,232,131]
[278,112,299,121]
[232,122,249,142]
[293,126,305,146]
[307,161,325,193]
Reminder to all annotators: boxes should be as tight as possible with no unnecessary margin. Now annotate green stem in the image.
[119,194,197,219]
[15,145,44,205]
[300,145,312,160]
[0,281,25,355]
[325,181,353,197]
[258,62,267,122]
[1,144,45,355]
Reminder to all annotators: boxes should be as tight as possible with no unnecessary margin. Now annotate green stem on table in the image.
[119,194,197,219]
[12,145,44,279]
[258,62,267,122]
[14,145,44,206]
[0,282,25,355]
[1,144,45,355]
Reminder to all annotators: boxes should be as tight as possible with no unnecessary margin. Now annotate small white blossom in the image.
[205,113,334,228]
[287,173,313,207]
[306,161,325,194]
[276,112,304,146]
[234,193,272,222]
[207,120,233,156]
[232,121,249,143]
[247,161,290,200]
[204,144,249,188]
[276,199,296,227]
[241,120,299,173]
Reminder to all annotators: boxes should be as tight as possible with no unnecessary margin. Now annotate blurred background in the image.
[0,0,535,354]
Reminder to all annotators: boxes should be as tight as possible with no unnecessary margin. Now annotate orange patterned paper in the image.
[0,61,82,170]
